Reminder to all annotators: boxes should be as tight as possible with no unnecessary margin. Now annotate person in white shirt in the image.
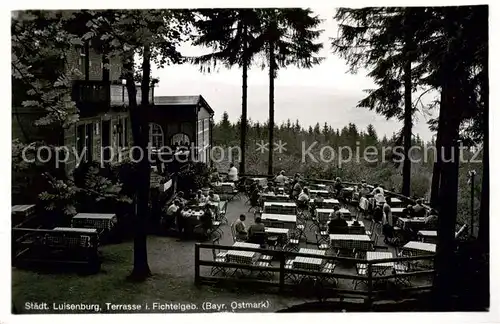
[297,187,310,202]
[275,170,287,186]
[371,184,385,196]
[208,190,220,202]
[227,163,238,182]
[232,214,248,241]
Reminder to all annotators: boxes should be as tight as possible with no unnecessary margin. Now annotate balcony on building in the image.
[72,80,155,116]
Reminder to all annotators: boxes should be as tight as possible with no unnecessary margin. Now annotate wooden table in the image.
[53,227,98,233]
[293,248,326,271]
[213,182,236,194]
[71,213,117,231]
[397,217,427,230]
[367,251,394,272]
[418,230,437,243]
[310,189,331,198]
[226,242,261,264]
[261,213,297,229]
[263,201,296,215]
[339,208,352,219]
[402,241,436,255]
[330,234,373,250]
[260,193,291,202]
[51,227,99,248]
[389,197,403,208]
[12,204,36,226]
[12,204,36,216]
[251,177,268,186]
[391,207,405,216]
[316,208,334,222]
[310,198,339,209]
[346,220,365,234]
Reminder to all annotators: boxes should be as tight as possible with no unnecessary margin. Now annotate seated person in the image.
[208,190,220,202]
[403,204,414,218]
[373,205,384,224]
[351,219,362,227]
[297,187,310,208]
[175,191,187,206]
[196,190,208,204]
[199,205,213,238]
[247,217,266,242]
[413,199,427,218]
[359,181,370,197]
[265,185,276,195]
[334,177,343,196]
[424,209,438,228]
[233,214,248,241]
[328,208,348,234]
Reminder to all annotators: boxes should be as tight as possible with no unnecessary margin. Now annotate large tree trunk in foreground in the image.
[401,37,412,197]
[432,62,462,309]
[124,46,152,280]
[430,91,445,209]
[267,39,275,176]
[240,23,248,175]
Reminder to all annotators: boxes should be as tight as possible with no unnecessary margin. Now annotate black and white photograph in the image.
[5,1,495,318]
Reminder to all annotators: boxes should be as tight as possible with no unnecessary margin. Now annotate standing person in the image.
[382,198,394,244]
[275,170,287,187]
[334,177,343,197]
[199,204,213,240]
[232,214,248,241]
[297,187,310,210]
[227,163,239,182]
[164,199,180,231]
[291,174,302,199]
[412,199,427,218]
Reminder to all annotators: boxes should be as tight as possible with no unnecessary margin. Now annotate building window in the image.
[149,123,164,149]
[123,117,128,147]
[76,123,93,163]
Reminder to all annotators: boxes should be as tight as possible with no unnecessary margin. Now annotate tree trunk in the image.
[240,23,248,175]
[401,30,412,197]
[430,91,444,209]
[267,40,275,176]
[432,65,461,309]
[124,46,152,280]
[478,59,489,254]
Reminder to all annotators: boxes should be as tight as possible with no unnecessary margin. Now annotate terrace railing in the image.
[194,243,435,307]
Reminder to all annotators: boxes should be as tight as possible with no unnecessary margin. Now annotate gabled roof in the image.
[153,95,214,114]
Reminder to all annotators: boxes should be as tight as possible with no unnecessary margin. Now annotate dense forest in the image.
[212,111,483,230]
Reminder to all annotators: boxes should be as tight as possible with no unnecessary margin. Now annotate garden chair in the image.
[315,230,330,250]
[352,253,368,289]
[210,238,228,276]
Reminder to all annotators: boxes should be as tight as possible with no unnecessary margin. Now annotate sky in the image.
[151,8,437,142]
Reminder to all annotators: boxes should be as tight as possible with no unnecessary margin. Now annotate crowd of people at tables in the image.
[238,169,439,247]
[162,189,222,240]
[163,163,439,246]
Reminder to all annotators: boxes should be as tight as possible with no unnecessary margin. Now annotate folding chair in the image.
[315,231,330,250]
[352,258,368,289]
[294,224,307,242]
[253,260,273,279]
[210,239,228,276]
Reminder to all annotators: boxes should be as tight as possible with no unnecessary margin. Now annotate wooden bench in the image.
[12,227,101,274]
